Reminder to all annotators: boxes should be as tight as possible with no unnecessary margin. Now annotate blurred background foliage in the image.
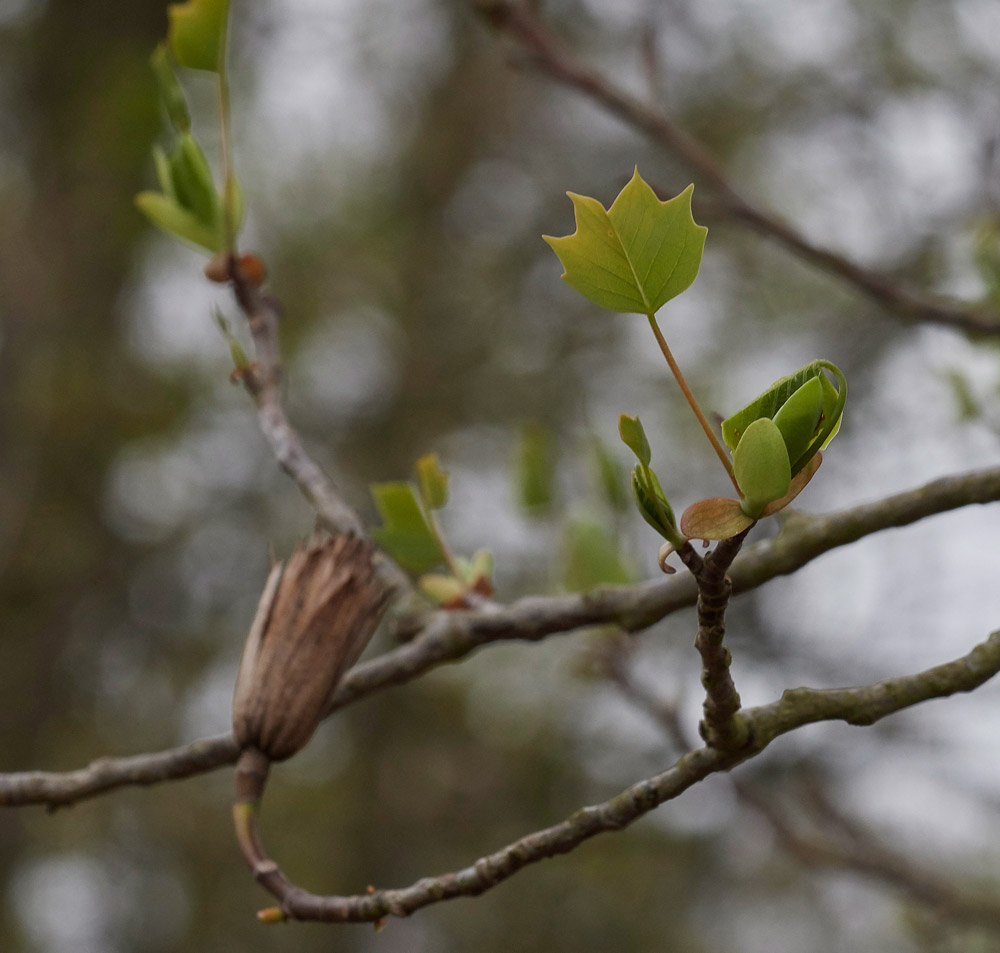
[2,0,1000,951]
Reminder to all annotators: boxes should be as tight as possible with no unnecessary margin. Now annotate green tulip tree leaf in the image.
[681,453,822,539]
[150,44,191,132]
[168,0,229,72]
[722,359,846,476]
[418,574,468,607]
[459,549,494,587]
[771,375,824,468]
[371,481,445,573]
[732,417,791,518]
[543,169,707,315]
[618,414,651,466]
[134,191,224,252]
[415,453,449,510]
[630,465,681,542]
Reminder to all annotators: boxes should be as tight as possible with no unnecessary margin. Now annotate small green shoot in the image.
[137,0,241,254]
[371,482,446,573]
[545,174,848,554]
[372,458,493,606]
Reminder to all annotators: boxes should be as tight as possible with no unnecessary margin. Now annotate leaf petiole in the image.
[646,313,739,492]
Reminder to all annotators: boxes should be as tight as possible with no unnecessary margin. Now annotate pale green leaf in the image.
[418,574,467,606]
[467,548,494,584]
[169,133,222,228]
[543,169,707,315]
[415,453,449,510]
[135,191,224,251]
[771,375,823,468]
[152,146,176,200]
[732,417,791,518]
[722,359,847,475]
[168,0,229,72]
[150,43,191,131]
[370,482,445,572]
[680,497,754,540]
[618,414,651,465]
[630,465,679,542]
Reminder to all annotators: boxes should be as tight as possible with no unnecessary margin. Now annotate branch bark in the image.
[228,264,367,537]
[0,734,238,809]
[692,530,749,750]
[2,465,998,809]
[610,657,1000,934]
[242,629,1000,923]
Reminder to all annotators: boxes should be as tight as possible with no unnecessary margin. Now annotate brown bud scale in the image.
[233,534,387,761]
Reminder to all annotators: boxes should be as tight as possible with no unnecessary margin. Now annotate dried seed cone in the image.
[233,534,387,761]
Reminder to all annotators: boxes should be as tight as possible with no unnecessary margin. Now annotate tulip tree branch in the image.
[691,530,750,750]
[0,734,239,809]
[330,465,1000,713]
[1,466,999,809]
[225,260,409,602]
[479,0,1000,338]
[235,629,1000,923]
[225,260,412,600]
[607,648,1000,934]
[226,260,368,538]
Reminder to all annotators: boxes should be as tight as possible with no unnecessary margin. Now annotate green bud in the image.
[733,417,791,519]
[772,375,823,471]
[630,464,679,540]
[171,132,222,229]
[618,414,651,466]
[150,43,191,132]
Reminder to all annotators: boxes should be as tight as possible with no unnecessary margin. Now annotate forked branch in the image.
[2,466,999,809]
[236,629,1000,923]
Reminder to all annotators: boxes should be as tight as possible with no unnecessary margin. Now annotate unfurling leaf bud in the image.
[630,465,680,541]
[232,534,388,761]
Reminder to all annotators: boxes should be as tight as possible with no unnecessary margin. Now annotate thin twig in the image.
[228,263,367,538]
[610,658,1000,933]
[481,0,1000,338]
[241,629,1000,923]
[0,734,239,809]
[2,466,999,809]
[226,261,412,599]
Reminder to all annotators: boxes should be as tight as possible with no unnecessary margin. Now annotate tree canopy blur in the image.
[3,1,1000,951]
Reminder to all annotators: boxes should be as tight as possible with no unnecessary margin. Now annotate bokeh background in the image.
[3,0,1000,950]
